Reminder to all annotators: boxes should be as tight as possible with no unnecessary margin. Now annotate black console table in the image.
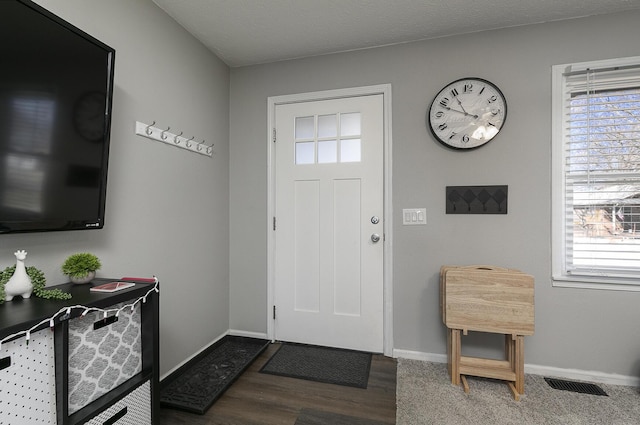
[0,278,159,425]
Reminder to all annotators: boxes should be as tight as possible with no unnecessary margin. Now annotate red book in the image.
[90,281,135,293]
[121,277,156,283]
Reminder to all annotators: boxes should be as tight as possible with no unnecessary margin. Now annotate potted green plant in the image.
[61,252,101,284]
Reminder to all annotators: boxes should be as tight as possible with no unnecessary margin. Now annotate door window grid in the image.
[295,113,361,164]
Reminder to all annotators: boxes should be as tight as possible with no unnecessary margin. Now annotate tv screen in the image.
[0,0,115,234]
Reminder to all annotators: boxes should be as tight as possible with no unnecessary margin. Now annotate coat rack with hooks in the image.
[135,121,213,157]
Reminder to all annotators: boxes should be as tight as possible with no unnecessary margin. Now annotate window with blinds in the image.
[552,57,640,289]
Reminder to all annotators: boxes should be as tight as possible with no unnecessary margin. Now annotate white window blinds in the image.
[556,58,640,284]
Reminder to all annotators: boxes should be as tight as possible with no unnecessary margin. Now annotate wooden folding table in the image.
[440,265,534,400]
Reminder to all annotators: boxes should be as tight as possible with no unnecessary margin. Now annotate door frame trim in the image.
[266,84,393,356]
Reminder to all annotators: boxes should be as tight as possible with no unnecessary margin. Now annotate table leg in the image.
[515,335,525,394]
[447,328,452,377]
[449,329,461,385]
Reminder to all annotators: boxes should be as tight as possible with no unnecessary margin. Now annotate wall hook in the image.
[145,121,155,135]
[135,121,212,157]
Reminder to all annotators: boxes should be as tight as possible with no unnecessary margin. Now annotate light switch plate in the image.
[402,208,426,225]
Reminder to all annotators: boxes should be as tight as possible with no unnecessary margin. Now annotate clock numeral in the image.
[464,83,473,93]
[450,88,459,97]
[487,95,498,103]
[438,123,448,131]
[462,134,470,143]
[488,121,496,127]
[478,86,485,95]
[439,97,450,108]
[491,109,500,116]
[435,111,444,118]
[448,131,457,140]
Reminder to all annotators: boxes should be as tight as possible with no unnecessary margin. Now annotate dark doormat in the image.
[259,343,372,388]
[295,408,389,425]
[160,335,270,414]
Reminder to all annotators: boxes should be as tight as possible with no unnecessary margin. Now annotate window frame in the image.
[552,56,640,291]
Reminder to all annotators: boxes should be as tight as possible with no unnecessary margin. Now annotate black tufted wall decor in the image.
[446,185,508,214]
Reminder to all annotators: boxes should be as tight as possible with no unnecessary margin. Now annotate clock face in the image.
[428,78,507,150]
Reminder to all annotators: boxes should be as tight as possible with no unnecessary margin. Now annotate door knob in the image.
[371,233,381,243]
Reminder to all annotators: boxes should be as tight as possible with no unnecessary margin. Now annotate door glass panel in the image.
[294,112,363,165]
[295,141,315,164]
[341,139,361,162]
[318,114,337,138]
[295,116,314,139]
[340,113,361,137]
[318,140,337,163]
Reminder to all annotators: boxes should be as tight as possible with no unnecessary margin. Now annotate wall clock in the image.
[73,91,106,142]
[428,77,507,150]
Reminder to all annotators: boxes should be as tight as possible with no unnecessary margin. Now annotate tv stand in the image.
[0,279,159,424]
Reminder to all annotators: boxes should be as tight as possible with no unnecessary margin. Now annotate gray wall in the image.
[229,11,640,377]
[6,1,638,380]
[2,0,230,375]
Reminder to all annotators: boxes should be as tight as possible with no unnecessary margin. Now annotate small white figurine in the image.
[5,250,33,301]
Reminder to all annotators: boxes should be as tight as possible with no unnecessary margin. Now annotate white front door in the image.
[273,94,384,352]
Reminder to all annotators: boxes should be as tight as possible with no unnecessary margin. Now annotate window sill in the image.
[552,275,640,292]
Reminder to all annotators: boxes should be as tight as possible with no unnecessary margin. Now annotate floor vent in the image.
[544,377,608,396]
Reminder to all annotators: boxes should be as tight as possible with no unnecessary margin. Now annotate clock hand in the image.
[444,106,466,116]
[456,98,469,115]
[444,106,478,119]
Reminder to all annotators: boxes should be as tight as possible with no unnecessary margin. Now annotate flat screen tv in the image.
[0,0,115,234]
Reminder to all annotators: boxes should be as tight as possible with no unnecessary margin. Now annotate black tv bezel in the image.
[0,0,116,235]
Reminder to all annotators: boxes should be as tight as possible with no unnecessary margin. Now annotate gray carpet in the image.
[260,343,372,388]
[397,359,640,425]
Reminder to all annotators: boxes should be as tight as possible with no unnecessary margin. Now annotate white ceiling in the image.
[152,0,640,67]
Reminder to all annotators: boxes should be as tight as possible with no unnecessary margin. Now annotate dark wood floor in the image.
[159,342,397,425]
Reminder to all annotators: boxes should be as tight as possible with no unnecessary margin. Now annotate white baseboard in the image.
[393,349,447,363]
[229,329,269,340]
[161,330,270,382]
[524,363,640,387]
[160,330,229,382]
[392,349,640,387]
[164,336,640,389]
